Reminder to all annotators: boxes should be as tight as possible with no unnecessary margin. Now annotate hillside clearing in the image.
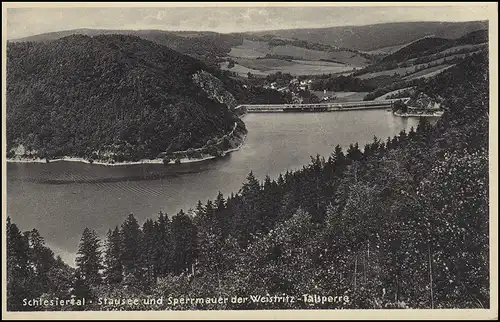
[227,39,370,66]
[358,51,481,80]
[269,45,370,66]
[363,44,407,54]
[403,64,456,81]
[437,42,488,56]
[374,87,414,100]
[311,91,369,102]
[228,39,269,58]
[220,61,268,76]
[227,58,355,76]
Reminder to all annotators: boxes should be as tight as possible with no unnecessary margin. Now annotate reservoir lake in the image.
[7,110,423,264]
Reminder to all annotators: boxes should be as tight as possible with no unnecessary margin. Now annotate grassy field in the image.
[270,45,329,60]
[409,52,481,68]
[357,66,417,79]
[363,44,407,55]
[225,37,370,77]
[311,90,337,98]
[228,40,269,58]
[291,59,346,67]
[406,50,481,64]
[220,61,268,77]
[228,58,354,76]
[228,39,371,67]
[312,91,369,102]
[269,45,370,66]
[357,51,480,80]
[273,62,354,76]
[374,87,414,100]
[234,58,295,70]
[225,40,483,79]
[334,92,370,102]
[403,64,455,81]
[437,43,487,56]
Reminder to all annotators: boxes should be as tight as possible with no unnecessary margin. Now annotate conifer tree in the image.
[236,171,262,243]
[197,198,226,277]
[120,213,142,280]
[141,218,157,285]
[332,144,347,172]
[193,200,205,227]
[26,229,57,295]
[416,116,433,143]
[260,175,278,232]
[154,212,172,277]
[6,217,31,311]
[71,270,95,308]
[75,228,102,286]
[103,226,122,285]
[214,191,230,238]
[171,210,198,275]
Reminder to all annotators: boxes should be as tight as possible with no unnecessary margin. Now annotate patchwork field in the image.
[234,58,294,70]
[357,66,418,79]
[219,61,268,77]
[228,40,371,66]
[272,61,355,76]
[223,31,486,82]
[403,64,455,81]
[437,42,487,56]
[363,44,407,55]
[221,58,356,77]
[407,51,482,65]
[357,51,480,80]
[269,45,370,66]
[228,40,268,58]
[225,38,370,77]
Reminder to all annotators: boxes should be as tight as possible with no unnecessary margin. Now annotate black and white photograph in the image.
[2,2,497,319]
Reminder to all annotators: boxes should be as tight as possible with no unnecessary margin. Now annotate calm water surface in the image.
[7,110,422,264]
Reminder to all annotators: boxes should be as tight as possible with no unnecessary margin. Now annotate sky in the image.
[6,3,492,40]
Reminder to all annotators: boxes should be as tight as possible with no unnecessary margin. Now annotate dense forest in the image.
[7,51,490,311]
[11,29,244,69]
[6,34,243,162]
[247,21,488,51]
[215,70,294,105]
[310,75,379,92]
[382,29,488,63]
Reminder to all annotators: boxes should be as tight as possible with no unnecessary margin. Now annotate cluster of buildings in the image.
[263,78,313,93]
[261,77,338,104]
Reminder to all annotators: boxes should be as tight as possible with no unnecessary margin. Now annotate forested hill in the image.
[6,34,243,162]
[7,51,490,311]
[382,29,488,63]
[247,20,488,51]
[10,29,244,68]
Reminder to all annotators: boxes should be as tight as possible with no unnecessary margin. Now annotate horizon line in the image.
[8,19,489,41]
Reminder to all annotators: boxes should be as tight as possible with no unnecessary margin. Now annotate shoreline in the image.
[7,132,248,167]
[393,111,444,117]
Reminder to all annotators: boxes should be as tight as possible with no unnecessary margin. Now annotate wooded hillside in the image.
[7,34,241,162]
